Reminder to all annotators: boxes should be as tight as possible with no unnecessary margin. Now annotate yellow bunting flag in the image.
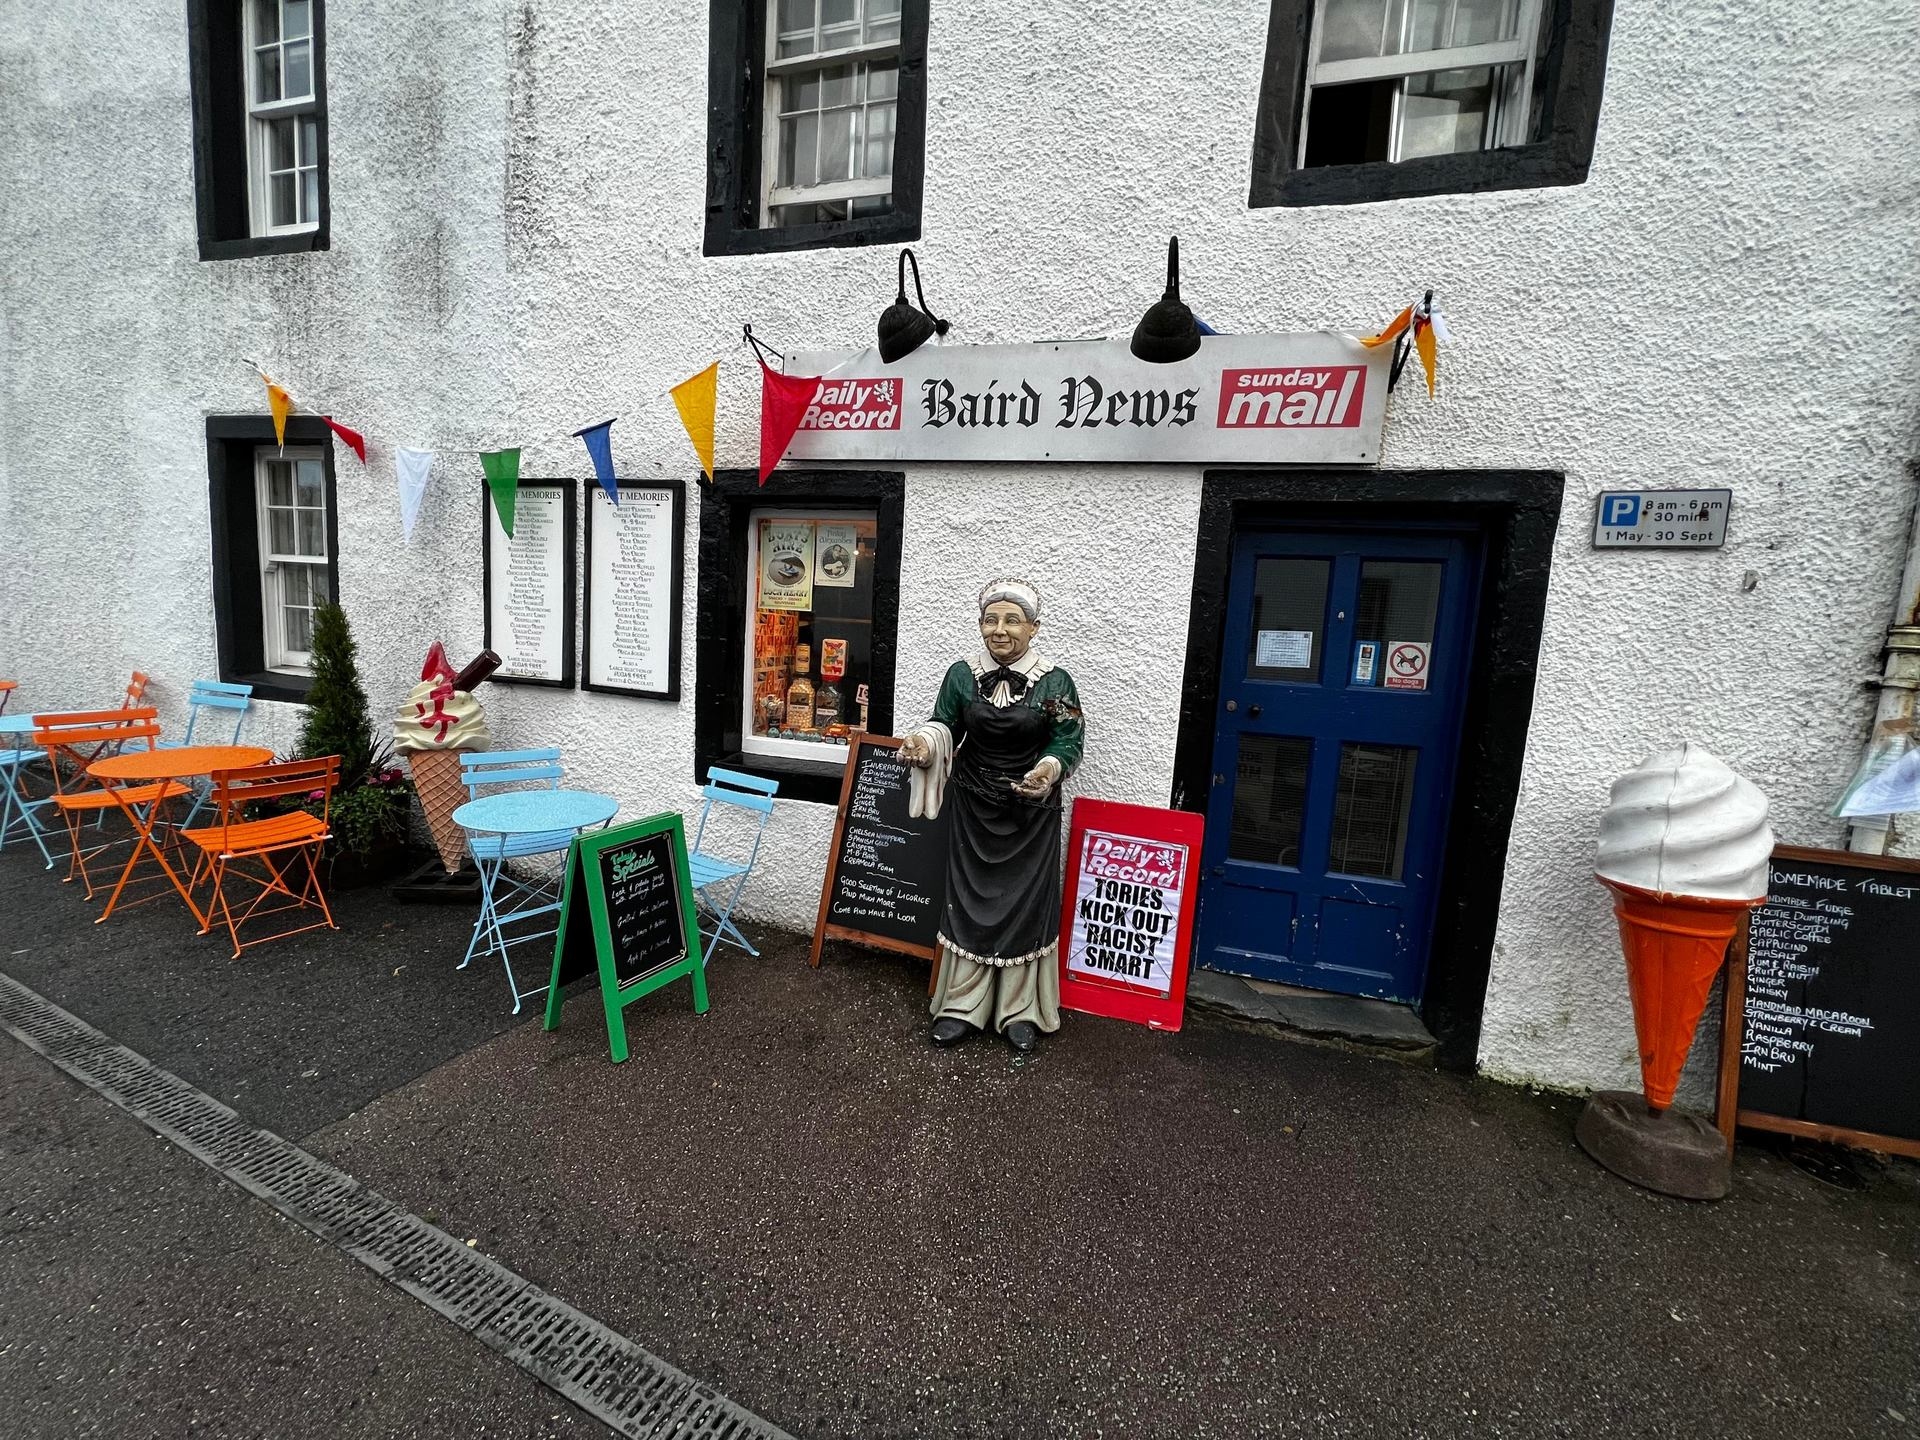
[266,377,293,451]
[1414,319,1439,396]
[669,361,720,481]
[1360,306,1413,349]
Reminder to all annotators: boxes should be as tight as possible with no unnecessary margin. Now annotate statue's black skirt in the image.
[940,698,1062,962]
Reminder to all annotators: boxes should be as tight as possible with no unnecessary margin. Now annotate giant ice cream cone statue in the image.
[1579,744,1773,1198]
[394,644,499,873]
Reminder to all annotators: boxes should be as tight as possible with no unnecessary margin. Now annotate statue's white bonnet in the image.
[978,577,1042,623]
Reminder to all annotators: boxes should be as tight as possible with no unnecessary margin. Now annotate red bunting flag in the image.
[324,416,368,464]
[757,357,822,485]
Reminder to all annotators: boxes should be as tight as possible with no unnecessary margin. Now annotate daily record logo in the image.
[1216,366,1365,429]
[799,378,903,431]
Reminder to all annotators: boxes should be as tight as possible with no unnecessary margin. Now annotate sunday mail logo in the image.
[1216,365,1366,429]
[798,377,903,431]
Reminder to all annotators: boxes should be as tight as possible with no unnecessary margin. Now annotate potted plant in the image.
[294,601,415,887]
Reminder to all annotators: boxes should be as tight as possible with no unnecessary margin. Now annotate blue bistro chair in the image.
[162,680,254,828]
[0,726,54,869]
[687,767,778,966]
[455,749,581,1013]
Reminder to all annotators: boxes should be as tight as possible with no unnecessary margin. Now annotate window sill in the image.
[199,229,330,263]
[702,206,918,258]
[1251,140,1593,208]
[224,669,314,705]
[715,749,850,806]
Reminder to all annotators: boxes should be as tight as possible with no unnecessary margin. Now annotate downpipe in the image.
[1846,472,1920,856]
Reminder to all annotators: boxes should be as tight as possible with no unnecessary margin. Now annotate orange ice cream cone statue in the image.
[1579,744,1772,1200]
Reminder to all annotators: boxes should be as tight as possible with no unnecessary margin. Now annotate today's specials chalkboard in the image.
[543,813,708,1063]
[1719,844,1920,1157]
[810,734,951,967]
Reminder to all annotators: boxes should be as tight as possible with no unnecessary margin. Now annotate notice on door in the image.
[1384,640,1430,691]
[1059,799,1204,1031]
[1256,629,1313,669]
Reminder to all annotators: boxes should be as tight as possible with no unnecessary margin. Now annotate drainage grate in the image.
[0,970,792,1440]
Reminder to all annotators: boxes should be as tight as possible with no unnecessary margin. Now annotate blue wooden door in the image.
[1196,528,1480,1003]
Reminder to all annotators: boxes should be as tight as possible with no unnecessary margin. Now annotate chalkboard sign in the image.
[809,733,951,970]
[1716,844,1920,1159]
[543,813,707,1063]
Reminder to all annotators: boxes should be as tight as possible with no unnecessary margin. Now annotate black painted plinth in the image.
[389,859,481,906]
[1575,1090,1731,1201]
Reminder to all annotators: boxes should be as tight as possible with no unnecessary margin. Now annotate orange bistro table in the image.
[0,679,16,714]
[88,745,274,926]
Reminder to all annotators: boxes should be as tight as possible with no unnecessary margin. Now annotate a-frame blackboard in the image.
[543,812,707,1062]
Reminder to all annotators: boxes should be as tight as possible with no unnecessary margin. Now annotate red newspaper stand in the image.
[1057,797,1204,1031]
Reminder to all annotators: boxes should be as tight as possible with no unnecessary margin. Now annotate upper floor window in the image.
[704,0,928,256]
[244,0,322,234]
[187,0,331,260]
[1248,0,1614,207]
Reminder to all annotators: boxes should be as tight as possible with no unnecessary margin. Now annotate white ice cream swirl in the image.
[1594,744,1772,901]
[393,679,492,753]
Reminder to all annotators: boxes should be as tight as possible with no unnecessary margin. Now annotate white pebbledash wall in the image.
[2,1,1916,1098]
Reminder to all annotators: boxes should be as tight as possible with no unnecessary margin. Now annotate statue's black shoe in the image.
[930,1017,975,1047]
[1004,1021,1040,1053]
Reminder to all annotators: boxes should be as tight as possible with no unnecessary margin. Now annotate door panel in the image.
[1197,528,1479,1004]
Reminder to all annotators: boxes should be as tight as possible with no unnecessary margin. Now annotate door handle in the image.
[1247,704,1262,719]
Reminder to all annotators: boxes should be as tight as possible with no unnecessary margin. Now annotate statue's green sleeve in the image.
[928,661,974,737]
[1041,670,1084,777]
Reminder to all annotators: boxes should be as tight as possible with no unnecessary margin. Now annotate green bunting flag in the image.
[480,448,521,538]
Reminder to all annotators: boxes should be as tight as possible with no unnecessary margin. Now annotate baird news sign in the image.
[782,335,1391,465]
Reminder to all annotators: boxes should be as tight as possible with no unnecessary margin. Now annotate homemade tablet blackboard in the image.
[543,813,707,1063]
[1715,844,1920,1159]
[809,733,951,973]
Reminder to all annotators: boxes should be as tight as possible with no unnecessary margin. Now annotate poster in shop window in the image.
[758,520,814,611]
[814,521,859,589]
[1058,797,1204,1031]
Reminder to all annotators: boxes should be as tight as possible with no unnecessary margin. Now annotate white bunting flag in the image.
[395,446,434,543]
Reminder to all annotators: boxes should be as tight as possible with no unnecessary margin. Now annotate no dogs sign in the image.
[1384,640,1430,691]
[1059,798,1203,1031]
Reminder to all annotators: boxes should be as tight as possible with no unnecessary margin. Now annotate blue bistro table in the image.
[0,712,54,866]
[452,788,620,1014]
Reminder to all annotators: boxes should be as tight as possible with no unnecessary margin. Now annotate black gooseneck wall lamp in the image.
[1129,236,1202,364]
[877,247,950,363]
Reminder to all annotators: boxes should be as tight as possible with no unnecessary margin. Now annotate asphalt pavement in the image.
[2,843,1918,1439]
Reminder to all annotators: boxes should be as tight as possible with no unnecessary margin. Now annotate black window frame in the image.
[1248,0,1614,208]
[696,469,905,805]
[187,0,332,261]
[703,0,929,258]
[206,415,342,704]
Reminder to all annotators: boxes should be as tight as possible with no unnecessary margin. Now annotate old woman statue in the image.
[899,578,1084,1053]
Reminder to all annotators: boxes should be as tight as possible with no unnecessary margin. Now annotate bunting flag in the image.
[1360,293,1451,397]
[324,416,368,464]
[394,447,434,543]
[756,357,822,485]
[1359,305,1413,349]
[573,419,619,506]
[670,362,719,482]
[266,377,293,451]
[480,447,522,537]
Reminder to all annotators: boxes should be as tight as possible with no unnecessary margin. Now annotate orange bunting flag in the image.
[266,377,293,451]
[670,361,720,482]
[1414,317,1440,397]
[1360,305,1413,349]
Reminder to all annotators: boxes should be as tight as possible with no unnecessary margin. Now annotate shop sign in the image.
[783,335,1391,466]
[1058,798,1204,1031]
[1592,489,1732,549]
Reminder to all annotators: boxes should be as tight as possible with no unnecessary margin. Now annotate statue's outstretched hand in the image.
[899,735,932,767]
[1011,758,1060,798]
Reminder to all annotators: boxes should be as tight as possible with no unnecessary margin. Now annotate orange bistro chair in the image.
[182,756,341,958]
[74,671,153,766]
[31,707,188,897]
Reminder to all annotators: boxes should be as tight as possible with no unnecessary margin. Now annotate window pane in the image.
[269,117,297,171]
[1229,734,1311,867]
[284,39,312,98]
[847,194,893,219]
[777,0,815,53]
[270,172,296,226]
[252,0,280,45]
[864,16,899,43]
[821,0,857,36]
[296,508,325,556]
[1355,560,1441,649]
[281,563,310,607]
[284,602,314,655]
[294,458,324,505]
[1246,557,1330,681]
[1399,66,1499,158]
[862,101,895,178]
[309,567,331,604]
[284,0,311,39]
[867,62,898,101]
[270,507,295,553]
[301,166,319,223]
[746,513,879,747]
[1318,0,1388,62]
[266,461,293,505]
[1386,0,1448,55]
[254,45,283,102]
[1451,0,1519,45]
[299,115,317,165]
[786,71,821,112]
[1329,744,1418,879]
[818,63,854,108]
[1303,78,1396,166]
[818,108,854,182]
[779,112,817,187]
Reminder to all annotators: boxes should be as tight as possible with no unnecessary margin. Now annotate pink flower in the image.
[307,789,325,801]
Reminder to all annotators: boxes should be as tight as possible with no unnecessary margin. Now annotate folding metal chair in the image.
[181,756,340,958]
[162,680,255,828]
[455,749,578,1013]
[0,729,54,869]
[32,708,188,898]
[687,767,778,966]
[75,671,152,766]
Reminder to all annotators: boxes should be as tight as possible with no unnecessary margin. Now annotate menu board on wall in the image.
[582,480,684,701]
[483,479,577,687]
[1716,844,1920,1159]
